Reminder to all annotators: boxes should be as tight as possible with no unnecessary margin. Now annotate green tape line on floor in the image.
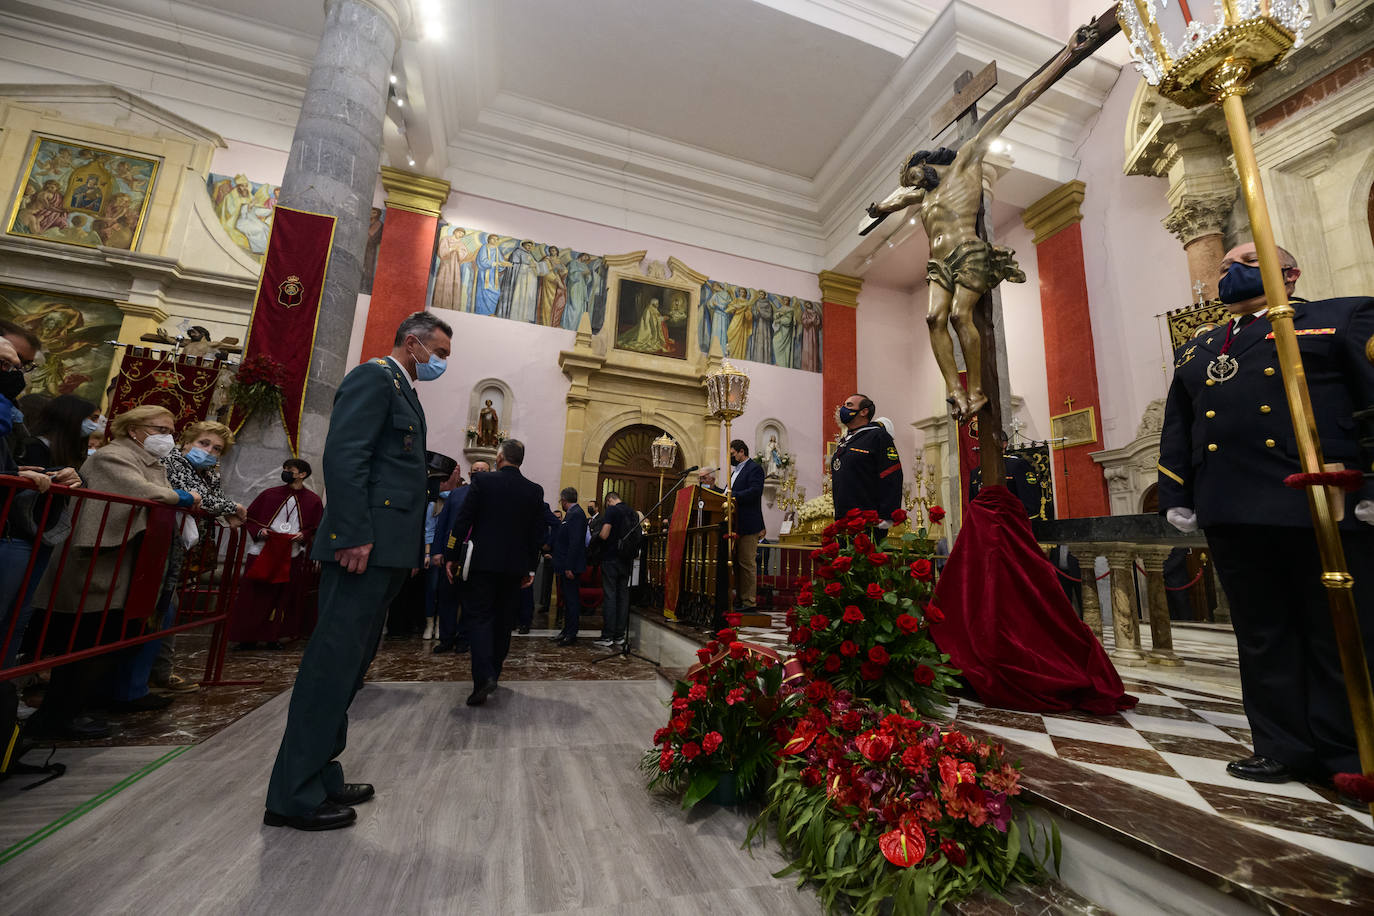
[0,744,192,866]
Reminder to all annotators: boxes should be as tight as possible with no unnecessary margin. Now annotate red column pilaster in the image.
[818,270,861,452]
[357,167,451,361]
[1022,181,1110,518]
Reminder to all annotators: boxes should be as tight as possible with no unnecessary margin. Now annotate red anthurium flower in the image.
[842,605,864,624]
[868,645,890,665]
[824,582,844,596]
[702,731,723,754]
[856,730,896,763]
[781,721,820,755]
[928,505,946,524]
[840,640,859,657]
[896,613,919,633]
[914,665,936,686]
[879,829,926,868]
[891,508,908,524]
[866,583,885,600]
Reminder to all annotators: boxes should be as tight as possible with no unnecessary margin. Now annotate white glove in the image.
[1356,499,1374,526]
[1166,507,1198,533]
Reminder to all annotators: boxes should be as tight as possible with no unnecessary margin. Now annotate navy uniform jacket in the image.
[831,423,904,519]
[551,503,589,574]
[728,458,766,535]
[448,465,546,575]
[1157,296,1374,528]
[312,358,428,567]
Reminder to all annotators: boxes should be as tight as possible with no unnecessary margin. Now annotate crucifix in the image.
[1064,394,1076,411]
[865,7,1121,488]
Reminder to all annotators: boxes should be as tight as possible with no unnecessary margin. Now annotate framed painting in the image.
[614,278,690,359]
[1050,406,1098,450]
[0,284,124,404]
[6,134,160,251]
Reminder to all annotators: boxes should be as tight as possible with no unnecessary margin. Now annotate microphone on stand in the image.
[678,465,699,477]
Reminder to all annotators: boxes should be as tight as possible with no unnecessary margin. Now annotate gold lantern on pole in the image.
[650,432,678,524]
[704,360,751,599]
[1120,0,1374,812]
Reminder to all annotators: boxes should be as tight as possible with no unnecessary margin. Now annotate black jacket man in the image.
[1158,242,1374,790]
[831,393,904,524]
[551,486,589,645]
[264,311,452,832]
[727,439,766,610]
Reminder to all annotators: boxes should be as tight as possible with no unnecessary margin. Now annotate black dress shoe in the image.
[516,626,531,635]
[109,693,174,713]
[453,640,471,654]
[466,681,498,706]
[432,641,454,654]
[556,635,577,647]
[1226,754,1293,783]
[263,801,357,831]
[25,716,111,740]
[327,783,375,805]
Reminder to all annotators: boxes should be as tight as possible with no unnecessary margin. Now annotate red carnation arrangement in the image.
[228,354,289,419]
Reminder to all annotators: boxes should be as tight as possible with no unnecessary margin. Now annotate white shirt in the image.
[729,461,742,489]
[1231,308,1268,333]
[385,355,415,389]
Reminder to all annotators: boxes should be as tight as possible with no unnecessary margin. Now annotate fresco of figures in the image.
[0,284,123,404]
[428,225,609,331]
[8,136,159,251]
[207,172,279,262]
[698,281,822,372]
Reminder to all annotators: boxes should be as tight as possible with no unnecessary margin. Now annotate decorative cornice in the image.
[380,166,450,216]
[116,301,169,323]
[1021,180,1086,245]
[1162,192,1234,246]
[818,270,862,308]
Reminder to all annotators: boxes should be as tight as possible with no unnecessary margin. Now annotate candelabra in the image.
[1120,0,1372,812]
[704,361,750,600]
[650,432,678,524]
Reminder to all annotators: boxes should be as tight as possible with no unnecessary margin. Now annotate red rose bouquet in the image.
[228,353,288,418]
[787,508,957,714]
[642,619,789,808]
[749,687,1053,915]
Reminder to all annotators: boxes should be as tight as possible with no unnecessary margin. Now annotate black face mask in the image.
[0,368,25,402]
[281,470,296,484]
[838,405,860,424]
[1218,262,1266,305]
[730,455,740,467]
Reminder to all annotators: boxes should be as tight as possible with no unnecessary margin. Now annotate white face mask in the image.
[141,433,176,458]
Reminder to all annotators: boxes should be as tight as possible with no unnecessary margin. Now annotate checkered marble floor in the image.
[734,611,1374,872]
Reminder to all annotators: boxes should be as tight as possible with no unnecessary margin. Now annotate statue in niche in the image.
[764,435,784,478]
[477,399,501,447]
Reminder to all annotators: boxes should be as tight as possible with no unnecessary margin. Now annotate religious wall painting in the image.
[427,224,607,331]
[206,172,280,263]
[613,278,689,359]
[7,135,159,251]
[698,280,822,372]
[0,284,123,404]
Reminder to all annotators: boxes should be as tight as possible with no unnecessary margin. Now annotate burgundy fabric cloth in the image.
[930,486,1136,715]
[228,486,323,643]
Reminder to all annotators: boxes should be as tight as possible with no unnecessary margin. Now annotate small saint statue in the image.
[764,435,783,477]
[477,399,500,447]
[867,26,1096,423]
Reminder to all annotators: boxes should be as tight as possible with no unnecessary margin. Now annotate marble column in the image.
[1101,546,1147,666]
[1138,546,1183,666]
[1163,192,1235,301]
[817,270,860,452]
[223,0,404,498]
[1071,546,1103,638]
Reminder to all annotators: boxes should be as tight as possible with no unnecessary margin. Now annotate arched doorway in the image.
[597,424,685,517]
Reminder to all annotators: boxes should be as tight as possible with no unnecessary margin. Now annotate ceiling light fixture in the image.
[407,155,416,167]
[389,73,397,85]
[908,217,916,225]
[395,97,404,107]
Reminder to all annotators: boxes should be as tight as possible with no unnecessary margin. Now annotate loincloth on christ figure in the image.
[926,239,1026,295]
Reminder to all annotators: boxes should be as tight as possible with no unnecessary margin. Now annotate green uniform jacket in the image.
[311,357,428,568]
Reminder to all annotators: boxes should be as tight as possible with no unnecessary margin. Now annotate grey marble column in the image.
[1139,546,1183,666]
[1070,546,1103,638]
[1101,546,1147,666]
[222,0,401,499]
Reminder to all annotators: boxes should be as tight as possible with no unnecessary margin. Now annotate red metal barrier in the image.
[0,474,246,684]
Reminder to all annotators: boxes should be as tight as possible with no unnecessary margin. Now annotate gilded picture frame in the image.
[6,134,161,251]
[1050,406,1097,449]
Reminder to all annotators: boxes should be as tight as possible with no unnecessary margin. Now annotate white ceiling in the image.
[0,0,1126,288]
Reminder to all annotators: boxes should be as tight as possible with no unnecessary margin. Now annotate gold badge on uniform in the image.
[886,446,899,461]
[1176,344,1197,368]
[277,275,304,308]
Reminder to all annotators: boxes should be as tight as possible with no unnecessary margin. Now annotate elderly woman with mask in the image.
[24,405,202,739]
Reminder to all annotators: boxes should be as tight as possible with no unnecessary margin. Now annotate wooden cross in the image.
[1064,394,1076,411]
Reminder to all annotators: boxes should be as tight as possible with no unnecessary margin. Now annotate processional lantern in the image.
[1121,0,1374,814]
[704,360,751,587]
[650,432,678,522]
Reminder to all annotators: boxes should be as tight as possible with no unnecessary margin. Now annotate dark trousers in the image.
[435,575,465,645]
[464,570,522,687]
[517,583,534,630]
[557,572,581,638]
[600,557,629,639]
[266,563,408,816]
[26,610,127,729]
[1206,524,1374,776]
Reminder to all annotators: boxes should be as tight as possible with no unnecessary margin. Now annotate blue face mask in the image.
[412,339,447,382]
[838,405,860,424]
[185,447,218,470]
[81,416,104,436]
[1217,262,1265,305]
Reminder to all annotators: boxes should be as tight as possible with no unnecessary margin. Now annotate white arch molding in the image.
[467,377,516,434]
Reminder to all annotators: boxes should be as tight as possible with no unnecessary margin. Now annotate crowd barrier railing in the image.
[0,474,246,684]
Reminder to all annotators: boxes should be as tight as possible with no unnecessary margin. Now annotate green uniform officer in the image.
[264,311,453,831]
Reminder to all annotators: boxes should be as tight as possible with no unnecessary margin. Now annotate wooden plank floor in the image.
[0,681,819,915]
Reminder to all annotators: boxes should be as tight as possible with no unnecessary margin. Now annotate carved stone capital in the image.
[1162,193,1235,246]
[380,166,451,216]
[817,270,862,308]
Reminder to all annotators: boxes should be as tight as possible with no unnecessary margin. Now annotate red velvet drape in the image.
[930,486,1136,714]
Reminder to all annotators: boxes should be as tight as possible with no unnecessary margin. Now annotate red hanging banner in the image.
[230,205,336,456]
[108,347,224,434]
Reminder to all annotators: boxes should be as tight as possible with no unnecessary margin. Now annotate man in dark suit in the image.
[264,311,451,831]
[726,439,766,612]
[431,460,488,655]
[1159,241,1374,792]
[445,439,545,706]
[551,486,588,646]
